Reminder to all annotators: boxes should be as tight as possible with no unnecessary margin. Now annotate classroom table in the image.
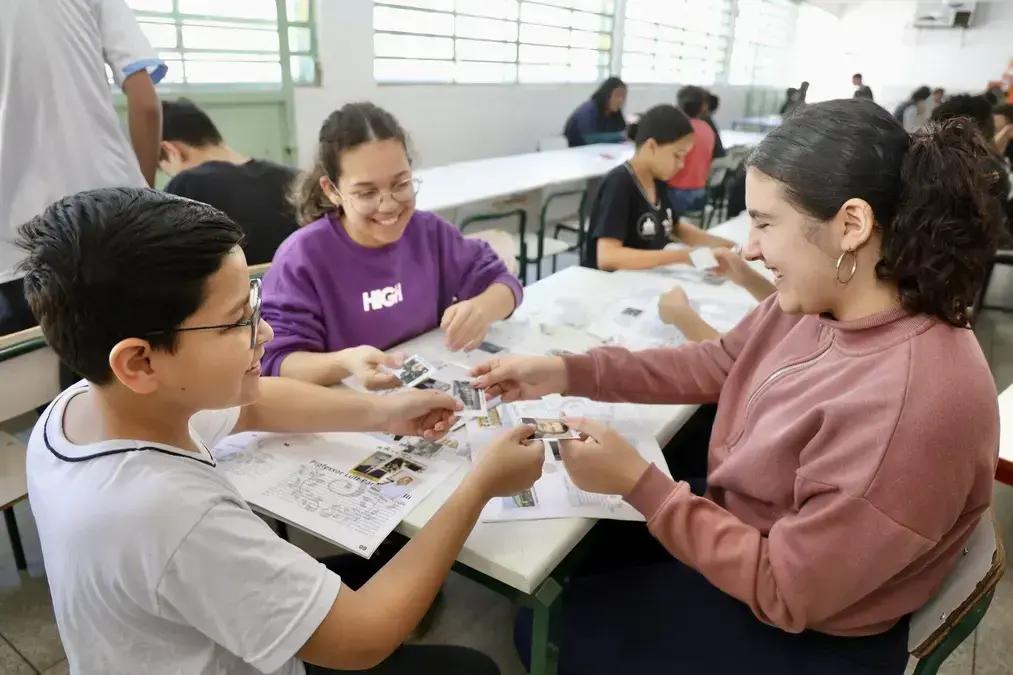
[731,114,782,132]
[263,213,757,675]
[720,128,769,148]
[996,385,1013,485]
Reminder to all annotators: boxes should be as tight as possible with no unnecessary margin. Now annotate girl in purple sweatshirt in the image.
[476,100,1004,674]
[261,103,522,386]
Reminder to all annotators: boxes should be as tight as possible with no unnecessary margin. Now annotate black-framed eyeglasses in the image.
[145,278,262,349]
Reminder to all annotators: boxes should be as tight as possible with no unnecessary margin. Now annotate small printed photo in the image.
[505,488,538,509]
[620,307,643,317]
[476,408,503,428]
[350,451,395,482]
[478,341,506,354]
[415,378,451,393]
[393,355,434,387]
[521,417,580,441]
[378,468,421,500]
[399,438,445,458]
[453,380,487,414]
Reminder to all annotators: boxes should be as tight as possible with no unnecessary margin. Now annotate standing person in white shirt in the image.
[0,0,164,335]
[18,187,544,674]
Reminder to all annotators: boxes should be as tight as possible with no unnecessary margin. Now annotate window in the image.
[373,0,616,84]
[621,0,733,86]
[121,0,317,87]
[727,0,798,87]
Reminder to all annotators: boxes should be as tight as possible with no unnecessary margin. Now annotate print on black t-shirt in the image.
[583,162,676,269]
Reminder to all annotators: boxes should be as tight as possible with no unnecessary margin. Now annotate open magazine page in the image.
[215,430,462,558]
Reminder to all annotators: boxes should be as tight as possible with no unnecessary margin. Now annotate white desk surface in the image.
[394,214,756,594]
[721,129,768,149]
[415,143,633,213]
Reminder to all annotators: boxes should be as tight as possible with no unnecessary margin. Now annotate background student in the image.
[160,99,299,265]
[0,0,164,336]
[262,103,523,386]
[563,77,629,147]
[583,104,734,272]
[667,86,717,213]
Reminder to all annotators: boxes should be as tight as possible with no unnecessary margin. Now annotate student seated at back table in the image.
[160,98,298,265]
[583,104,735,272]
[667,85,717,213]
[563,76,628,147]
[262,102,522,387]
[19,187,544,674]
[475,100,1003,675]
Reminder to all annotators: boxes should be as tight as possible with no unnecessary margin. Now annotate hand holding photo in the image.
[453,380,488,416]
[521,417,580,441]
[392,355,435,388]
[689,247,719,270]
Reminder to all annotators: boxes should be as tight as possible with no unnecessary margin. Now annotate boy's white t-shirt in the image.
[27,383,341,674]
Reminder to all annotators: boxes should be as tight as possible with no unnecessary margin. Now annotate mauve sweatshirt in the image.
[563,295,998,636]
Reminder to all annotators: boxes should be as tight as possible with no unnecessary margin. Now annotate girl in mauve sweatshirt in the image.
[474,99,1004,675]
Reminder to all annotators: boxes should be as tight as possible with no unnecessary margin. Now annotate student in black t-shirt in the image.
[583,104,735,270]
[159,99,298,264]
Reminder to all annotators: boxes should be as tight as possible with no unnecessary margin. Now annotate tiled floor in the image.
[2,306,1013,674]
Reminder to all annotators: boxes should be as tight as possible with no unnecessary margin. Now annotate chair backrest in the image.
[0,431,28,511]
[464,229,520,276]
[908,510,1005,658]
[537,136,569,152]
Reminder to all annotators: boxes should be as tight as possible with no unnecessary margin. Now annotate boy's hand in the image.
[558,418,650,497]
[468,425,544,498]
[440,298,491,352]
[380,390,462,439]
[471,356,568,402]
[337,346,405,390]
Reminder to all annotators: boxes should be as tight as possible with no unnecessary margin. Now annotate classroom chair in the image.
[907,510,1005,674]
[0,431,28,571]
[458,210,531,284]
[248,262,272,280]
[973,249,1013,324]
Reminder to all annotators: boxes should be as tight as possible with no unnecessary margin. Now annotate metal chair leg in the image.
[4,507,27,571]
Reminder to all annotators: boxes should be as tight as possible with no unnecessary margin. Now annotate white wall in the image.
[293,0,758,169]
[825,0,1013,110]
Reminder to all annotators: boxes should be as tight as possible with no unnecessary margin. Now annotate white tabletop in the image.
[721,129,768,149]
[415,143,633,212]
[393,213,757,594]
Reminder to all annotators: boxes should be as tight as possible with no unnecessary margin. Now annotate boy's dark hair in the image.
[16,188,244,384]
[911,86,932,102]
[676,86,708,119]
[627,104,693,148]
[853,73,863,80]
[931,94,996,137]
[708,93,720,113]
[161,98,224,147]
[293,102,410,225]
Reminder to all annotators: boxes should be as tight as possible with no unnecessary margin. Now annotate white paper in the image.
[689,247,719,270]
[215,431,462,558]
[468,401,671,523]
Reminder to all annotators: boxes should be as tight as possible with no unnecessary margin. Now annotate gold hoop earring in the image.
[835,250,857,284]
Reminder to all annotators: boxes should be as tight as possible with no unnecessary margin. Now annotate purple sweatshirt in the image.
[261,210,523,376]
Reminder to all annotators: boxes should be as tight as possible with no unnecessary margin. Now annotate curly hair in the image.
[747,98,1003,327]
